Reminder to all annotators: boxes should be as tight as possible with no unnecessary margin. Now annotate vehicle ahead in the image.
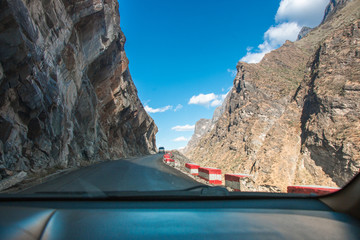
[0,174,359,239]
[159,147,165,153]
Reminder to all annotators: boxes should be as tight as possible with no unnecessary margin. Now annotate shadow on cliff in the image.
[299,46,352,187]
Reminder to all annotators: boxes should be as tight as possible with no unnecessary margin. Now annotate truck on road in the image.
[158,147,165,153]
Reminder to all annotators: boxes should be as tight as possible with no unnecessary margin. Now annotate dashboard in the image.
[0,195,359,240]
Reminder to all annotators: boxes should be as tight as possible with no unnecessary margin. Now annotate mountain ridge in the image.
[184,0,360,191]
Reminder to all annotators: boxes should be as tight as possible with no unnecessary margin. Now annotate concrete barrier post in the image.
[198,167,222,184]
[287,185,340,195]
[185,163,200,176]
[163,158,175,167]
[225,174,253,191]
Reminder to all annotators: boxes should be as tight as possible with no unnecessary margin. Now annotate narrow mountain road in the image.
[21,154,202,194]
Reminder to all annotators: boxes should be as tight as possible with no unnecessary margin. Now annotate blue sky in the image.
[117,0,329,150]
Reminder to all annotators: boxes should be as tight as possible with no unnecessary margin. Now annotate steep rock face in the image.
[297,27,312,41]
[183,93,229,156]
[0,0,157,176]
[294,21,360,187]
[182,119,211,155]
[186,0,360,191]
[322,0,351,23]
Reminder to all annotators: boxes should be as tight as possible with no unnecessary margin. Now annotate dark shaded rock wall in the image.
[0,0,157,175]
[294,20,360,187]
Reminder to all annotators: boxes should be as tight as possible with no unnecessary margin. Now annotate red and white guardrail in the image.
[198,167,222,184]
[163,155,342,194]
[164,158,175,163]
[225,173,252,191]
[287,185,340,195]
[185,163,200,176]
[163,154,175,166]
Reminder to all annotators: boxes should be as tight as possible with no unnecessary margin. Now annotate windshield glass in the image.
[0,0,359,197]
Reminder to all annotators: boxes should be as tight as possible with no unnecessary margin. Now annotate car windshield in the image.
[0,0,359,197]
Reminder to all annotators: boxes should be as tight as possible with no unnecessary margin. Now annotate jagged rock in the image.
[0,0,157,179]
[294,19,360,187]
[0,171,27,191]
[322,0,351,24]
[297,27,312,41]
[186,0,360,192]
[182,119,212,155]
[183,93,229,155]
[0,63,3,83]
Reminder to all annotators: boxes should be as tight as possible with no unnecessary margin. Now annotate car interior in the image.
[0,173,359,239]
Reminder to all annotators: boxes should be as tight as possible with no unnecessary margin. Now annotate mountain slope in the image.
[185,0,360,191]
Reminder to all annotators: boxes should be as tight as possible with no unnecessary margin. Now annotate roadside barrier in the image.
[287,185,340,195]
[225,174,252,191]
[185,163,200,176]
[163,158,175,167]
[164,152,173,157]
[167,158,342,194]
[198,167,222,184]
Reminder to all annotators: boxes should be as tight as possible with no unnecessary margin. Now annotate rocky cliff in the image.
[182,119,212,155]
[322,0,351,23]
[296,27,312,41]
[185,0,360,191]
[182,93,229,156]
[0,0,157,179]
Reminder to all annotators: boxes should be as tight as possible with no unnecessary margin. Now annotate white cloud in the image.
[210,99,222,107]
[144,105,172,113]
[210,92,229,107]
[227,68,237,77]
[145,103,183,113]
[221,93,228,100]
[188,92,228,107]
[246,46,253,52]
[241,23,300,64]
[241,0,328,64]
[171,124,195,131]
[275,0,329,27]
[173,136,188,142]
[265,22,301,46]
[241,39,273,64]
[174,104,183,112]
[241,50,271,64]
[188,93,217,106]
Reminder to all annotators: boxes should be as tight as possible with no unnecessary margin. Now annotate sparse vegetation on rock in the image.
[184,0,360,191]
